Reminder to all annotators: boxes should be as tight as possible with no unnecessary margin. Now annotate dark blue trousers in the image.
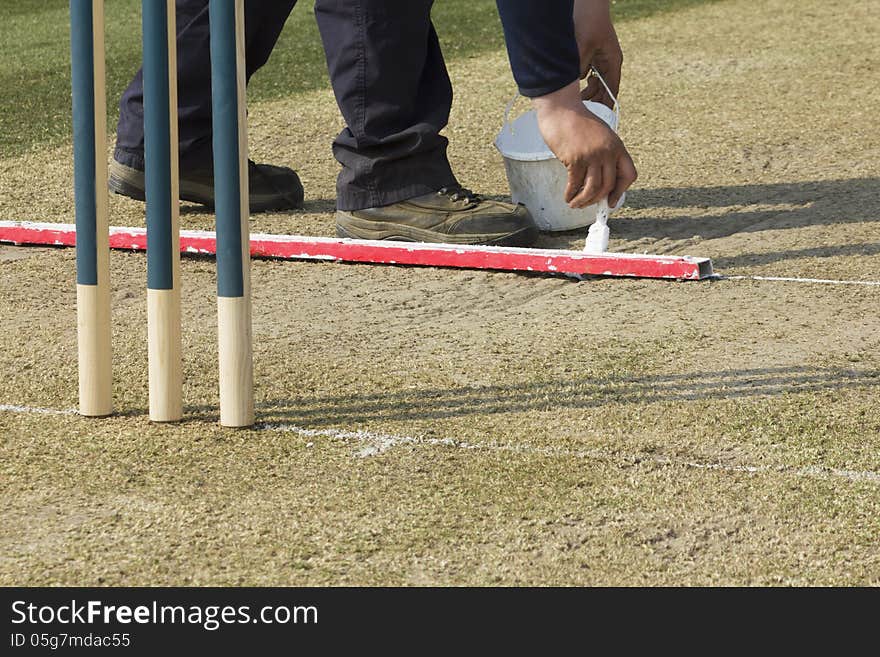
[116,0,458,210]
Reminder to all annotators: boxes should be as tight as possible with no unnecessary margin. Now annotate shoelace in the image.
[438,186,481,205]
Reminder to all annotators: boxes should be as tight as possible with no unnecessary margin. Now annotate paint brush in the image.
[584,198,610,253]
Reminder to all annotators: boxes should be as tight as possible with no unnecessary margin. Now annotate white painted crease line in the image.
[2,404,878,485]
[260,423,880,485]
[0,404,76,416]
[724,275,880,287]
[259,423,452,458]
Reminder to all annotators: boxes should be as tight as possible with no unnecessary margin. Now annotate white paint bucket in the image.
[494,74,623,232]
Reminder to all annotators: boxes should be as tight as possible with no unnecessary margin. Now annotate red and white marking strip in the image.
[0,221,714,280]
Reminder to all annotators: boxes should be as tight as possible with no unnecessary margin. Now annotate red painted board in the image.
[0,221,714,280]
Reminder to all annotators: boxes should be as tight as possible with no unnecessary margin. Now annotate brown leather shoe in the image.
[108,158,304,212]
[336,186,538,246]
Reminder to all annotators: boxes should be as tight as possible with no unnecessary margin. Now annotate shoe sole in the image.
[336,212,538,247]
[108,162,302,212]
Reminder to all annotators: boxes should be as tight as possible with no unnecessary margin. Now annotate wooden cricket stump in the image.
[143,0,183,422]
[210,0,254,428]
[71,0,112,417]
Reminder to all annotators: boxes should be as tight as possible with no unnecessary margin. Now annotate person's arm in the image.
[496,0,636,209]
[574,0,623,107]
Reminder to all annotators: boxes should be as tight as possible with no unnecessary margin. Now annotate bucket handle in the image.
[586,66,621,118]
[502,67,621,135]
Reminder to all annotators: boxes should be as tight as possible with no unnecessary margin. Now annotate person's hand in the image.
[574,0,622,108]
[533,81,636,209]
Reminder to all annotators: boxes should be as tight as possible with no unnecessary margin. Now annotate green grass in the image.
[0,0,724,157]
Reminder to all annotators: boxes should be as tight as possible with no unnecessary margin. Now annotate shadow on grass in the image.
[618,178,880,240]
[714,242,880,270]
[488,178,880,260]
[250,365,880,428]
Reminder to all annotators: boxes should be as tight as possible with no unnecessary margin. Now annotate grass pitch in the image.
[1,0,879,585]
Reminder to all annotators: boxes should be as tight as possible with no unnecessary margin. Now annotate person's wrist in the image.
[532,81,586,118]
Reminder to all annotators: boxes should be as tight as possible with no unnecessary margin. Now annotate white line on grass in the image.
[724,275,880,287]
[2,405,879,485]
[0,404,76,415]
[260,422,880,485]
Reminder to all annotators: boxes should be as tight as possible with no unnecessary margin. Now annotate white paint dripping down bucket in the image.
[494,68,623,244]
